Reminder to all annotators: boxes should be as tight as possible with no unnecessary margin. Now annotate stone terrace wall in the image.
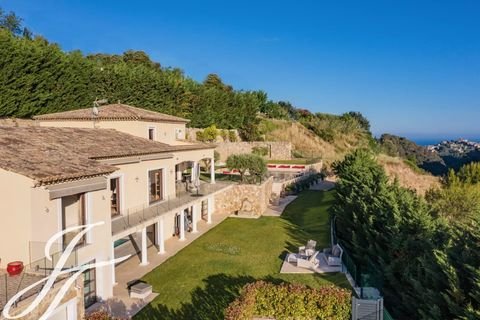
[215,142,292,161]
[215,177,274,217]
[0,118,36,127]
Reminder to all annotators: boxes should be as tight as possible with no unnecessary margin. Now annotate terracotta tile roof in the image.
[0,127,213,186]
[33,104,189,123]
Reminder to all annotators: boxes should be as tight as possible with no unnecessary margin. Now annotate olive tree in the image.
[226,154,267,183]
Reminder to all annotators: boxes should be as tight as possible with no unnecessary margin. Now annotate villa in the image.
[0,104,230,319]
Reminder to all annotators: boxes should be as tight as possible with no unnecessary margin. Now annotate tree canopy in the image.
[226,154,267,183]
[332,150,480,319]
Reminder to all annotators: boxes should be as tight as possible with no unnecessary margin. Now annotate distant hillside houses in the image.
[428,139,480,154]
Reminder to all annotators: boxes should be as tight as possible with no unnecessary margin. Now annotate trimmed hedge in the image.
[84,311,121,320]
[284,173,322,194]
[225,281,351,320]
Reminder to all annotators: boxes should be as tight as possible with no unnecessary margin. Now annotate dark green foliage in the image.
[332,150,480,319]
[224,281,351,320]
[343,111,370,132]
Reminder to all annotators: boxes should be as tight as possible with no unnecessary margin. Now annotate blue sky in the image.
[2,0,480,139]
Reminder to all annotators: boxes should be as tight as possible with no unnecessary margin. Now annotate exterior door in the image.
[61,193,86,248]
[149,169,164,204]
[110,177,121,216]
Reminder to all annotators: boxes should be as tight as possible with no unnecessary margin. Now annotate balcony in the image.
[111,182,231,236]
[0,242,78,312]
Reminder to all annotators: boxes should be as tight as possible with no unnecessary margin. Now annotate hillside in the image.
[259,118,372,164]
[378,134,448,175]
[377,154,440,195]
[378,133,480,175]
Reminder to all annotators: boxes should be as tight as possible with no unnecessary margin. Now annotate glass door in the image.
[110,177,121,216]
[83,263,96,308]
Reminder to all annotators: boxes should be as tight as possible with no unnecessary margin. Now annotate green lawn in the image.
[135,190,348,320]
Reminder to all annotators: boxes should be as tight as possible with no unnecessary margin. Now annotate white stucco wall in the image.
[37,120,187,145]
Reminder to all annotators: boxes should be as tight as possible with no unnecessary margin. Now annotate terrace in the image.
[111,182,232,238]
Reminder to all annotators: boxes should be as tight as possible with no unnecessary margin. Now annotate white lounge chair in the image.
[299,240,317,257]
[296,251,320,270]
[323,244,343,266]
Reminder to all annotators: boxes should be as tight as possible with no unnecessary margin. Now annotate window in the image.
[149,169,164,204]
[110,177,121,216]
[148,127,155,140]
[61,193,86,248]
[175,128,183,140]
[83,262,96,308]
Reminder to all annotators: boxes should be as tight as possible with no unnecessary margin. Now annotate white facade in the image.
[0,111,218,319]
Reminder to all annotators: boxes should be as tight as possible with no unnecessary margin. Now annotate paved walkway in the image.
[263,195,297,216]
[88,212,231,319]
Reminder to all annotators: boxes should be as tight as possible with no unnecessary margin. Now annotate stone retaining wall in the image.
[215,142,292,161]
[0,118,36,127]
[214,177,274,217]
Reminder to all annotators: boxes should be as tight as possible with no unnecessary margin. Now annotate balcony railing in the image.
[111,182,229,236]
[28,241,78,277]
[0,242,78,312]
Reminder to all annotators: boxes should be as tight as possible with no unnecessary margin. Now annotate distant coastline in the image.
[411,137,480,146]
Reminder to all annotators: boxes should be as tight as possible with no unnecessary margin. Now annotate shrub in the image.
[196,130,205,142]
[84,311,121,320]
[221,129,229,141]
[228,130,238,142]
[203,124,219,142]
[225,281,351,320]
[251,146,268,157]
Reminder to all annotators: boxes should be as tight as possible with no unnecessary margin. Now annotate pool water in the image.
[114,238,129,248]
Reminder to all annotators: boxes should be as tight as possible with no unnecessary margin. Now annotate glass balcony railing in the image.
[111,182,229,235]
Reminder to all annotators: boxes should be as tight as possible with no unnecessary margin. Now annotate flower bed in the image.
[225,281,351,320]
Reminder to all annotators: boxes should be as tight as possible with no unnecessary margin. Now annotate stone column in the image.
[140,227,149,266]
[191,161,198,183]
[156,217,165,254]
[192,204,198,233]
[179,210,185,241]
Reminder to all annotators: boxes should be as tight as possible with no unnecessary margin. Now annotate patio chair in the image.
[296,251,320,270]
[323,244,343,266]
[299,240,317,257]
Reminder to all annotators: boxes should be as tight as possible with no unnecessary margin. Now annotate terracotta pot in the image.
[7,261,24,276]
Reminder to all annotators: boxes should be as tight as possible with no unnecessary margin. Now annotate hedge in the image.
[225,281,351,320]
